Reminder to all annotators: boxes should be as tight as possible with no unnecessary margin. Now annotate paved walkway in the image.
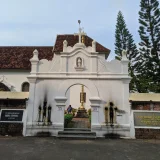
[71,118,90,128]
[0,137,160,160]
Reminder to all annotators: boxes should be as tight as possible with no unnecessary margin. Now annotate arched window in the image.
[22,82,30,92]
[0,83,10,91]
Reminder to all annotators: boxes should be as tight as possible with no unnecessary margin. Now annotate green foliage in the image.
[64,114,73,127]
[115,11,129,60]
[137,0,160,93]
[88,109,91,116]
[64,114,73,121]
[115,11,139,92]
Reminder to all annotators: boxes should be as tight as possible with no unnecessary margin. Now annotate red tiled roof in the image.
[53,35,110,53]
[0,35,110,70]
[0,47,53,70]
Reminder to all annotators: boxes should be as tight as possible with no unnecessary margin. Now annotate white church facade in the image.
[23,26,132,138]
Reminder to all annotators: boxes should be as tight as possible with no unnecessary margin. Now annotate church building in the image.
[0,24,159,139]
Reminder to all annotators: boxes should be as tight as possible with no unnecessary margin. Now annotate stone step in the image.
[64,128,91,131]
[58,130,96,139]
[59,131,96,136]
[58,134,96,140]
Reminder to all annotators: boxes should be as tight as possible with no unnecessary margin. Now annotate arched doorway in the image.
[64,84,91,129]
[54,79,101,131]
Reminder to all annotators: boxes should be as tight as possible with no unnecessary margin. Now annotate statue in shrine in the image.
[38,106,42,122]
[77,57,82,67]
[109,102,114,125]
[47,106,52,123]
[42,101,47,123]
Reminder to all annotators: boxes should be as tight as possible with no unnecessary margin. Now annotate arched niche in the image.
[22,82,30,92]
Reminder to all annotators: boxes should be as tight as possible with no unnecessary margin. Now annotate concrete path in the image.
[0,137,160,160]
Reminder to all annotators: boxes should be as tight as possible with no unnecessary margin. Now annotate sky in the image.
[0,0,146,59]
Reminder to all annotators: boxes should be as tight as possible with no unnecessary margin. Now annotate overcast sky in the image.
[0,0,148,59]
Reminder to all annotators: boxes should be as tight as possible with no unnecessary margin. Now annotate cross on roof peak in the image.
[74,20,86,43]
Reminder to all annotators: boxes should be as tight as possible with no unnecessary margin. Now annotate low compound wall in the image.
[130,110,160,139]
[135,128,160,139]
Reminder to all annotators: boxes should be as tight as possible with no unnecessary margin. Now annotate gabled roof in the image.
[0,35,110,70]
[0,46,53,70]
[53,34,110,53]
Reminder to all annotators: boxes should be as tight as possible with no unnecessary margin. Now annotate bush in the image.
[64,114,73,127]
[88,109,91,115]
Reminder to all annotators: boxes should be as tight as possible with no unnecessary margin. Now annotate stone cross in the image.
[74,20,86,43]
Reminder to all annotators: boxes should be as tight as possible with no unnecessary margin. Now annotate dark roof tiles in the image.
[53,35,110,53]
[0,34,110,70]
[0,47,53,70]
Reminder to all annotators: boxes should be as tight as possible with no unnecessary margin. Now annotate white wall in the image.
[28,78,129,126]
[0,70,30,92]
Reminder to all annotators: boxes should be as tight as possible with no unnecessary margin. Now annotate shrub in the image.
[64,114,73,127]
[88,109,91,115]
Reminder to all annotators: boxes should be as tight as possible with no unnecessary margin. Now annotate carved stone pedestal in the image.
[76,109,88,118]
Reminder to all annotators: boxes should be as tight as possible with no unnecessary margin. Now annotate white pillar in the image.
[122,79,130,124]
[89,97,101,130]
[54,97,67,130]
[63,40,68,52]
[130,110,135,139]
[90,53,98,73]
[27,78,37,125]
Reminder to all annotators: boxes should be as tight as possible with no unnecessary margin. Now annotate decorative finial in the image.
[92,40,96,52]
[78,20,81,26]
[30,49,39,61]
[122,50,128,60]
[74,20,87,43]
[63,40,68,52]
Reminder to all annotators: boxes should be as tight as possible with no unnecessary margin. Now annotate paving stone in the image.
[0,138,160,160]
